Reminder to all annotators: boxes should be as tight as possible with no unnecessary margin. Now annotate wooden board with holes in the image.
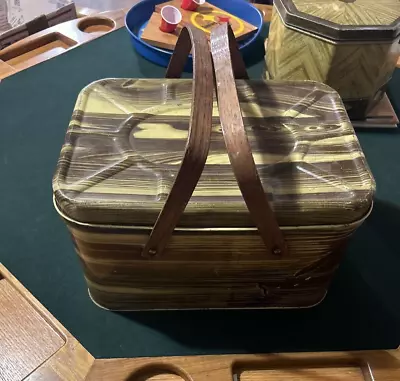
[141,0,257,50]
[0,9,127,81]
[1,262,400,381]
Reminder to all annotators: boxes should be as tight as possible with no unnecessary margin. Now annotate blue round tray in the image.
[125,0,263,68]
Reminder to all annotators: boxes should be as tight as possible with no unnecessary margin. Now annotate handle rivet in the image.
[272,247,282,256]
[148,249,157,257]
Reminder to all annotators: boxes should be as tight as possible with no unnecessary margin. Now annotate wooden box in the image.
[53,26,375,310]
[266,0,400,119]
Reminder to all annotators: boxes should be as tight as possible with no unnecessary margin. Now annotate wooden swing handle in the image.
[142,26,214,258]
[210,23,287,257]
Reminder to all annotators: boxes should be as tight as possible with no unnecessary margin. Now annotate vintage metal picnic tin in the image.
[266,0,400,119]
[53,26,375,311]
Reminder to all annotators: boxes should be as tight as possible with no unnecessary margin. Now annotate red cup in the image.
[181,0,205,11]
[160,5,182,33]
[218,16,230,23]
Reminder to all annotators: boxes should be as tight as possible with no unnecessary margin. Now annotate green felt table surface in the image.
[1,28,400,359]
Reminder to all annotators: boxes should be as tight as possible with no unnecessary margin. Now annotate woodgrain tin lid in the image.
[53,79,375,229]
[276,0,400,42]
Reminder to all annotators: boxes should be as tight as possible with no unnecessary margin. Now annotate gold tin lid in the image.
[275,0,400,42]
[53,79,375,229]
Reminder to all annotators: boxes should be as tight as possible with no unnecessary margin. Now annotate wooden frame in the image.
[1,262,399,381]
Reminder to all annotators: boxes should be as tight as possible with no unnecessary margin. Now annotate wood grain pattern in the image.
[211,22,286,257]
[53,25,374,310]
[87,351,400,381]
[141,0,257,51]
[53,78,374,228]
[266,5,400,119]
[0,279,64,381]
[1,263,400,381]
[0,10,126,81]
[0,264,94,381]
[142,26,214,258]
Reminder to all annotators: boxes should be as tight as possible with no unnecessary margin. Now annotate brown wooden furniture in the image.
[0,9,127,81]
[1,262,400,380]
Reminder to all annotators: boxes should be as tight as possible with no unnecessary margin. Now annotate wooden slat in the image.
[0,279,64,381]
